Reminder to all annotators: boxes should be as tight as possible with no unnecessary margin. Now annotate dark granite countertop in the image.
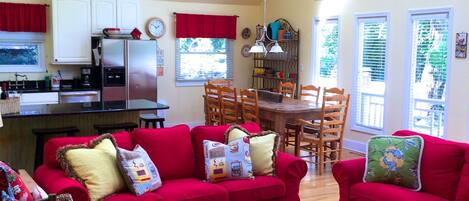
[2,99,169,119]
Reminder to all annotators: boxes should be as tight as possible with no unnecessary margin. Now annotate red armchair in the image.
[34,123,307,201]
[333,130,469,201]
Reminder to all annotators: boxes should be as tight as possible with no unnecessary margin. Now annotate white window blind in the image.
[408,11,450,138]
[314,18,339,88]
[176,38,233,86]
[353,15,388,133]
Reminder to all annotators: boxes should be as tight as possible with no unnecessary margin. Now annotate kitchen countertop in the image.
[2,99,169,119]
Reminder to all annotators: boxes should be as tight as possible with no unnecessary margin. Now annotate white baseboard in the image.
[343,139,367,154]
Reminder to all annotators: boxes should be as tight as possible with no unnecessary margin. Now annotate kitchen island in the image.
[0,99,169,172]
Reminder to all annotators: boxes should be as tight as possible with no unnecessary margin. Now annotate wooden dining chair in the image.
[279,82,296,98]
[204,83,222,126]
[207,79,232,88]
[285,84,321,149]
[240,89,260,124]
[219,86,239,125]
[296,93,350,175]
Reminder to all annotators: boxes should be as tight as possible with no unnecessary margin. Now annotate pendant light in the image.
[249,0,283,54]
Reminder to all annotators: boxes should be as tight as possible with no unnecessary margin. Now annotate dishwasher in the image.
[59,90,101,103]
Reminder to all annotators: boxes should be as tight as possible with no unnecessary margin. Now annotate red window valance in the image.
[176,13,237,40]
[0,2,47,33]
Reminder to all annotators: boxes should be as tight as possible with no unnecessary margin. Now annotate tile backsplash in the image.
[0,65,82,81]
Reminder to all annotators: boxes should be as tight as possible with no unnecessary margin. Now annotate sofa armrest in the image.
[34,165,89,201]
[332,158,366,201]
[275,152,307,201]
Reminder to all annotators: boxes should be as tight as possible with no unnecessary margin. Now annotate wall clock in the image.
[146,18,166,39]
[241,45,252,57]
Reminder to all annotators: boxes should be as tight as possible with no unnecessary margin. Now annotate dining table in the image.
[203,94,323,155]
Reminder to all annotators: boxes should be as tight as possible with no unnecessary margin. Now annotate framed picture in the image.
[456,32,467,59]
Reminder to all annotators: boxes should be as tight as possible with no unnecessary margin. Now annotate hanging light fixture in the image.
[249,0,283,54]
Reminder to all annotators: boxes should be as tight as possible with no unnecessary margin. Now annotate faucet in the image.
[9,73,28,89]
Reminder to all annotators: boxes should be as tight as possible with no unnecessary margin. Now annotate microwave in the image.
[103,67,125,87]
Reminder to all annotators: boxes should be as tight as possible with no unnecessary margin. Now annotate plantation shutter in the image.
[408,12,450,138]
[353,16,388,132]
[314,18,339,87]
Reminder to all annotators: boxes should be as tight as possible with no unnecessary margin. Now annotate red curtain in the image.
[176,13,237,40]
[0,2,47,33]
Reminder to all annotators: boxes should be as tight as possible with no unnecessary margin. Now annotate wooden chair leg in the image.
[318,144,325,175]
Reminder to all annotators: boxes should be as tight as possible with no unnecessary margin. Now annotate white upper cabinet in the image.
[91,0,117,34]
[117,0,140,31]
[52,0,92,64]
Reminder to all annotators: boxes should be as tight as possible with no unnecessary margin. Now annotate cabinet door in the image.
[52,0,92,64]
[91,0,116,34]
[116,0,139,31]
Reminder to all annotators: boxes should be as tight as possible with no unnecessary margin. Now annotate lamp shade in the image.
[249,43,266,53]
[269,42,284,53]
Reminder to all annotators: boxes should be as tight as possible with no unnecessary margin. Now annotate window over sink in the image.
[176,38,233,86]
[0,32,46,73]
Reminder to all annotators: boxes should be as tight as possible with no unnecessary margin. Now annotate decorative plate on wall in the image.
[242,28,251,39]
[241,45,252,57]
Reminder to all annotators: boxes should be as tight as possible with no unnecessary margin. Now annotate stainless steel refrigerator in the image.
[98,39,157,102]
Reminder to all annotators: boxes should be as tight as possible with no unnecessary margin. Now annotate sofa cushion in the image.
[56,134,126,201]
[44,131,133,168]
[394,130,466,200]
[204,139,253,182]
[153,178,229,201]
[191,123,262,179]
[216,176,285,201]
[350,183,448,201]
[455,150,469,201]
[132,125,195,181]
[103,192,163,201]
[116,145,162,195]
[364,135,424,190]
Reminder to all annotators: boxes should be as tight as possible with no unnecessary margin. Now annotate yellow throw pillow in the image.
[225,126,279,176]
[57,135,126,201]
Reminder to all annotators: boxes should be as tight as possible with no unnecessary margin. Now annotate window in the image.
[313,17,339,88]
[407,9,452,138]
[352,14,389,134]
[0,32,45,72]
[176,38,233,86]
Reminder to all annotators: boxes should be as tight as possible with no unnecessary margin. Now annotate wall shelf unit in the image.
[251,18,299,96]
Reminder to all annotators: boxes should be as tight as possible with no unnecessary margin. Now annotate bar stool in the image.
[93,122,138,134]
[139,114,165,128]
[33,127,80,169]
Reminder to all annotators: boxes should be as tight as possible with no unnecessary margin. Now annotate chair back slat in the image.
[208,79,231,88]
[299,84,321,103]
[279,82,296,99]
[240,89,260,124]
[219,86,239,125]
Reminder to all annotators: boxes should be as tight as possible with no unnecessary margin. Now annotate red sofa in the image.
[333,130,469,201]
[34,123,307,201]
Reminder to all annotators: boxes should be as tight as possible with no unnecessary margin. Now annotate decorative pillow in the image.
[363,135,424,191]
[56,134,126,201]
[225,126,279,176]
[204,139,253,182]
[116,145,162,196]
[0,161,33,201]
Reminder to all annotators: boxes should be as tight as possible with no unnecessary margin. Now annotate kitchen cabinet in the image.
[20,92,59,105]
[91,0,139,34]
[117,0,140,31]
[91,0,116,34]
[52,0,92,64]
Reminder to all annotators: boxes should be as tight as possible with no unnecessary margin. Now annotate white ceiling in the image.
[155,0,262,6]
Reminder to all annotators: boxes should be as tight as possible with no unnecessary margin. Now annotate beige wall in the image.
[0,0,261,125]
[267,0,469,147]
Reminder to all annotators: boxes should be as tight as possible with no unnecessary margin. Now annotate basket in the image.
[0,98,20,114]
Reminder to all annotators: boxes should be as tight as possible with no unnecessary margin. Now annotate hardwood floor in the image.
[284,147,364,201]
